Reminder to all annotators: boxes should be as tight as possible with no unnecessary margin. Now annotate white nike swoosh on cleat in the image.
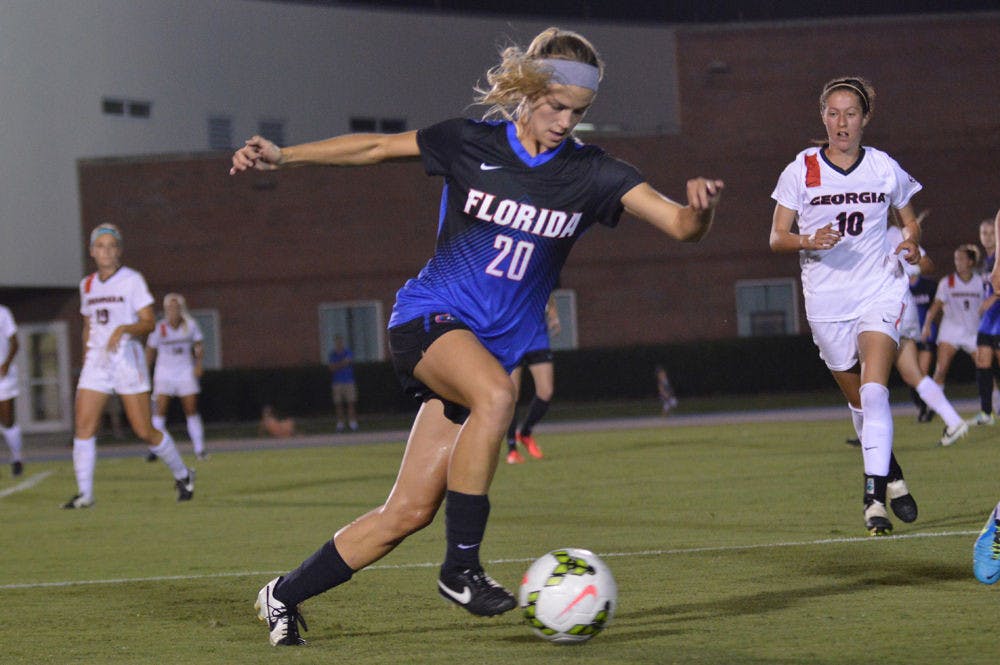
[479,163,503,171]
[438,581,472,604]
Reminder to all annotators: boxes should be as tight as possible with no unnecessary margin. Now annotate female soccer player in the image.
[770,76,922,536]
[922,245,986,403]
[146,293,208,460]
[505,294,559,463]
[231,27,722,646]
[972,218,1000,426]
[885,224,968,446]
[63,224,195,508]
[0,304,24,476]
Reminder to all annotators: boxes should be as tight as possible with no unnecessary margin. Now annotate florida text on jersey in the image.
[771,145,922,322]
[389,118,644,367]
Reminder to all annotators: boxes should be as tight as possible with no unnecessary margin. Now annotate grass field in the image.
[2,411,998,664]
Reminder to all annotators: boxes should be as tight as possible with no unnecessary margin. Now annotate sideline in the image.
[0,528,979,591]
[0,471,53,499]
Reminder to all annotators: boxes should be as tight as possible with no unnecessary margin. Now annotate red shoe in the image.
[506,449,525,464]
[517,433,544,459]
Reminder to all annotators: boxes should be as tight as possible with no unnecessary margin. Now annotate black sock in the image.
[887,453,904,483]
[977,368,994,414]
[909,387,927,414]
[442,490,490,574]
[274,540,354,607]
[506,416,517,449]
[864,474,888,505]
[520,397,550,437]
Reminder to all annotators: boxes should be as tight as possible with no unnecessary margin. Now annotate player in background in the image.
[770,76,921,536]
[974,208,1000,584]
[146,293,208,460]
[328,334,358,432]
[921,245,986,420]
[908,251,940,422]
[505,294,559,463]
[886,222,968,446]
[655,365,678,415]
[231,26,722,646]
[972,217,1000,426]
[0,304,24,476]
[64,224,195,508]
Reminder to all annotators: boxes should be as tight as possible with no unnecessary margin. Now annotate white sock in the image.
[849,404,864,440]
[72,437,97,500]
[186,414,205,455]
[915,376,962,429]
[859,383,892,477]
[150,430,189,481]
[152,414,167,432]
[993,388,1000,413]
[1,424,23,461]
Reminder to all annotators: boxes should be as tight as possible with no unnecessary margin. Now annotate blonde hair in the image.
[163,292,194,331]
[475,27,604,121]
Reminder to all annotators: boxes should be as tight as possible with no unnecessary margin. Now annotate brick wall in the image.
[77,13,1000,368]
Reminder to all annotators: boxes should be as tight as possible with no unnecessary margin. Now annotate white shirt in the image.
[147,317,203,379]
[935,271,986,340]
[772,146,922,321]
[79,266,154,354]
[0,305,18,376]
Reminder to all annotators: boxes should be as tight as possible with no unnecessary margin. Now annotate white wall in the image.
[0,0,678,288]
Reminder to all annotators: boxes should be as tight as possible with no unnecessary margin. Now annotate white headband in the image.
[538,58,600,91]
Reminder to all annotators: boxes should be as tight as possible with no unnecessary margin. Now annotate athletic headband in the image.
[90,226,122,246]
[825,80,870,114]
[538,58,600,91]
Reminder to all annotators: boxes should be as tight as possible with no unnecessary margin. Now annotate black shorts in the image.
[519,348,554,366]
[977,332,1000,350]
[388,313,472,425]
[915,339,937,353]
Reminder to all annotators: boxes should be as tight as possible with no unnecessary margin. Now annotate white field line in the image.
[0,471,53,499]
[0,528,979,591]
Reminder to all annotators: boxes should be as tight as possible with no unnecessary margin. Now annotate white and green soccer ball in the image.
[519,548,617,644]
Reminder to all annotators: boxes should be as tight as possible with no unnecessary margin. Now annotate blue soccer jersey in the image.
[388,118,644,369]
[909,275,939,342]
[979,253,1000,335]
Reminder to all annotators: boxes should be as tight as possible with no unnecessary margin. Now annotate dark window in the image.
[208,116,232,151]
[102,98,125,115]
[379,118,407,133]
[349,117,377,132]
[127,101,151,118]
[258,120,285,146]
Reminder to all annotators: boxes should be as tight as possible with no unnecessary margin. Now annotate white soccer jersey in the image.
[772,146,922,321]
[79,266,154,354]
[148,317,203,380]
[935,271,986,343]
[0,305,19,397]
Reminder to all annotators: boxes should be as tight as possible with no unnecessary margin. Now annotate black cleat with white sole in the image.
[437,567,516,617]
[887,479,918,523]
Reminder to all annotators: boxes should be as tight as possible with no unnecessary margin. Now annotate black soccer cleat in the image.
[146,451,158,462]
[887,479,918,523]
[437,567,517,617]
[864,501,893,536]
[175,470,195,502]
[11,460,23,476]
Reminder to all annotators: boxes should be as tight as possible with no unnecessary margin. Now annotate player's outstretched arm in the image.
[230,131,420,175]
[621,178,723,242]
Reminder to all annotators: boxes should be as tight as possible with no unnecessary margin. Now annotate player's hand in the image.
[230,135,282,175]
[807,222,842,250]
[106,327,124,353]
[895,239,920,264]
[686,178,724,211]
[992,266,1000,295]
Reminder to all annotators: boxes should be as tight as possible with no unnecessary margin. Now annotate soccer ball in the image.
[519,548,617,644]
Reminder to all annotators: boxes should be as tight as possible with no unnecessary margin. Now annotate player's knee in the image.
[470,379,516,426]
[383,502,437,537]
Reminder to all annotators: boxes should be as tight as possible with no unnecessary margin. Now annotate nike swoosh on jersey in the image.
[479,163,503,171]
[437,580,472,604]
